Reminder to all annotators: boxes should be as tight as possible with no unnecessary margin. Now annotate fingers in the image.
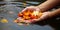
[25,19,38,23]
[21,7,28,12]
[21,6,40,12]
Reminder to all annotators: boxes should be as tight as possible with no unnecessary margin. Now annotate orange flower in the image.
[18,9,42,20]
[23,15,30,20]
[30,15,36,19]
[23,12,30,16]
[18,13,23,17]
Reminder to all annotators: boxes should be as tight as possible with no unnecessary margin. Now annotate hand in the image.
[21,6,51,24]
[18,0,60,24]
[24,11,51,23]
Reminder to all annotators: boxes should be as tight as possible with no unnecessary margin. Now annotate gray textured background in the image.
[0,4,54,30]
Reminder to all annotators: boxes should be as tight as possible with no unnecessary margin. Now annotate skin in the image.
[22,0,60,23]
[37,0,60,12]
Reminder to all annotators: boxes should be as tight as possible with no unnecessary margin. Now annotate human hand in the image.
[21,6,51,24]
[24,12,51,23]
[17,6,42,24]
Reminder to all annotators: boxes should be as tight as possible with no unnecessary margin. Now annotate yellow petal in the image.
[17,23,23,25]
[1,19,8,23]
[14,20,17,23]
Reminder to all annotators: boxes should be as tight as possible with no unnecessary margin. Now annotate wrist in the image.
[36,6,44,12]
